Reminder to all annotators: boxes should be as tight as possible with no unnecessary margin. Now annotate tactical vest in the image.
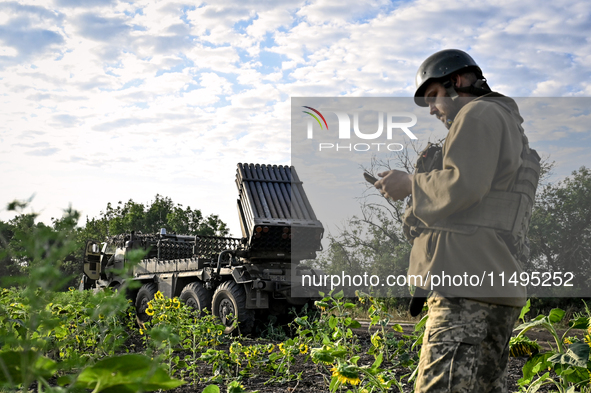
[403,110,541,263]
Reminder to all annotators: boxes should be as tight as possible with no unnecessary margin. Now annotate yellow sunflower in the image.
[299,343,309,354]
[371,332,383,348]
[330,364,361,386]
[230,342,242,354]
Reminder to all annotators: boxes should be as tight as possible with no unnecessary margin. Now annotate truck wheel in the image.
[136,283,158,323]
[180,282,212,315]
[212,281,254,334]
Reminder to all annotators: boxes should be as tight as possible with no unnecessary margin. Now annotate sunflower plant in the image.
[306,291,408,393]
[0,202,183,393]
[357,291,405,363]
[141,292,194,371]
[328,354,402,393]
[265,338,304,383]
[313,290,361,353]
[513,299,591,393]
[176,311,226,384]
[200,345,239,381]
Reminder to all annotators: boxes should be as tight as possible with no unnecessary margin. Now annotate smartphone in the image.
[363,171,378,185]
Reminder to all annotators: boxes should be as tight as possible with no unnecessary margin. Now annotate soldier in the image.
[375,49,539,392]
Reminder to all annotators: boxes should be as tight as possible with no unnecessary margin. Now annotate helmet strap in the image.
[442,79,459,101]
[441,77,490,130]
[455,78,492,97]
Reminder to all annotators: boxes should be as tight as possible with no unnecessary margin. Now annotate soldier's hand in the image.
[375,170,413,201]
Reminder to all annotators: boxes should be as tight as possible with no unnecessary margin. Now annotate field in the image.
[2,283,591,393]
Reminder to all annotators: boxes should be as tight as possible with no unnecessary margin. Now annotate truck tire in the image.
[212,281,254,335]
[136,282,158,323]
[180,282,212,315]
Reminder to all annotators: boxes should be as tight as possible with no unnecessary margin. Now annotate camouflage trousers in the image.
[414,295,521,393]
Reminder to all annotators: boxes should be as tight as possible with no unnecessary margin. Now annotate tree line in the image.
[0,194,229,289]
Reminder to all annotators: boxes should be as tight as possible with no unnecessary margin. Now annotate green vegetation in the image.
[6,269,591,393]
[0,206,184,392]
[1,165,590,392]
[3,223,591,392]
[527,167,591,297]
[510,299,591,392]
[0,194,228,289]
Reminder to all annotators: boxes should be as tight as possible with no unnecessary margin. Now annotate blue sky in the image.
[0,0,590,236]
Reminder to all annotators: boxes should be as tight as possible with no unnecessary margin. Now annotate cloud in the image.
[92,117,154,132]
[1,0,590,234]
[186,44,240,73]
[159,125,193,134]
[74,13,132,42]
[246,8,293,39]
[0,2,64,23]
[181,72,233,106]
[51,114,83,128]
[17,130,46,138]
[14,141,49,148]
[0,4,64,65]
[297,0,392,25]
[25,147,60,156]
[25,93,89,102]
[55,0,116,7]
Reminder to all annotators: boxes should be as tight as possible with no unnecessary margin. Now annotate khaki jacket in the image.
[407,93,527,307]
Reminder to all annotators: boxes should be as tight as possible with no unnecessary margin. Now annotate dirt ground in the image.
[161,324,570,393]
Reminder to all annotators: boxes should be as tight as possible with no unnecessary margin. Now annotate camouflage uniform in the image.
[415,294,521,393]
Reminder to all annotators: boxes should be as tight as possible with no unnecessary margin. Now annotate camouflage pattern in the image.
[415,294,521,393]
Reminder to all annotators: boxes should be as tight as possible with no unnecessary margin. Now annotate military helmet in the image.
[414,49,483,107]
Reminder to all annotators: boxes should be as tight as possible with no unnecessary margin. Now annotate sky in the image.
[0,0,590,237]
